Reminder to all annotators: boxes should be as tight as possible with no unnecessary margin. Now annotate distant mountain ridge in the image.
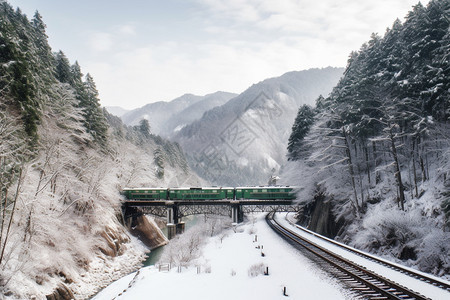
[105,106,129,117]
[114,67,343,185]
[120,92,237,136]
[173,67,344,186]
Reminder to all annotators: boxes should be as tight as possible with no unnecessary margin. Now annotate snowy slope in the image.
[162,91,238,137]
[173,67,344,186]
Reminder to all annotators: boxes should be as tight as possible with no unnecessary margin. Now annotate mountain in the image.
[105,106,129,117]
[121,94,202,133]
[172,67,344,186]
[120,92,237,137]
[162,91,238,137]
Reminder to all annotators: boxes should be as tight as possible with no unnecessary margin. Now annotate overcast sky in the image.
[9,0,427,109]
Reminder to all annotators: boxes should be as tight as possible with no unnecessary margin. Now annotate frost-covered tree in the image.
[287,104,316,161]
[55,50,72,84]
[139,119,151,138]
[285,0,450,275]
[154,146,165,179]
[0,107,28,274]
[0,3,201,298]
[80,73,108,145]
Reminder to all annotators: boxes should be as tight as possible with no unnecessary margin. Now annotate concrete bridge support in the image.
[166,201,184,239]
[231,202,243,224]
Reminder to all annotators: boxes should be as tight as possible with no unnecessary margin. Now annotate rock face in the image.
[129,215,168,249]
[45,284,74,300]
[99,225,131,257]
[296,194,344,239]
[307,198,336,238]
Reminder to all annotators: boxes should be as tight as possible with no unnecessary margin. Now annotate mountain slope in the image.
[105,106,130,117]
[162,91,238,137]
[173,67,344,186]
[120,92,237,137]
[121,94,203,134]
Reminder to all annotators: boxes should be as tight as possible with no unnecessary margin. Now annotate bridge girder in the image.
[139,206,167,218]
[126,203,299,219]
[123,200,300,226]
[178,204,231,218]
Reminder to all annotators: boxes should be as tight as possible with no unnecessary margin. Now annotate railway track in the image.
[266,212,434,300]
[283,214,450,293]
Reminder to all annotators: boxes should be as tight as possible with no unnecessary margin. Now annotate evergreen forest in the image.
[287,0,450,276]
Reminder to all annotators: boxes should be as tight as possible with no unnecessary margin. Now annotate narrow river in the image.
[142,215,200,266]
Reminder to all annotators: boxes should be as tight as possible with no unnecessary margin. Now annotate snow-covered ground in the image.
[93,212,450,300]
[93,213,349,300]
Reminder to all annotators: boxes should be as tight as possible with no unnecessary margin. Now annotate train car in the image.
[237,186,296,200]
[122,186,296,201]
[168,187,233,200]
[122,188,168,200]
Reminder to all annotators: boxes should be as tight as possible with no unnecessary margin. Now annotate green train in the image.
[122,186,297,201]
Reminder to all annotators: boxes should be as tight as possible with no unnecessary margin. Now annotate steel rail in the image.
[266,212,431,300]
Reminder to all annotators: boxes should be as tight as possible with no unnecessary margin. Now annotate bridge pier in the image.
[166,201,185,239]
[231,201,243,224]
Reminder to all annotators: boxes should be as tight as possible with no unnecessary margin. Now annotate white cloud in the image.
[86,0,429,109]
[118,24,137,36]
[90,36,344,109]
[88,32,113,52]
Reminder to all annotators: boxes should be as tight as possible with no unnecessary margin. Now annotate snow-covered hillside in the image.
[0,4,201,298]
[1,102,201,299]
[163,91,238,137]
[173,67,344,186]
[281,0,450,278]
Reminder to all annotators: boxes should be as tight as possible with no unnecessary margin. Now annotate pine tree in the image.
[30,11,55,86]
[55,51,72,84]
[153,147,165,179]
[80,73,108,145]
[287,104,315,160]
[138,119,151,138]
[0,3,39,140]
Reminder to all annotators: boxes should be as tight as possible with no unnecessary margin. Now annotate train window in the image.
[213,190,217,193]
[253,189,257,192]
[262,189,267,192]
[237,189,241,192]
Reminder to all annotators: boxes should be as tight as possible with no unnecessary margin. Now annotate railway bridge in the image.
[122,186,300,238]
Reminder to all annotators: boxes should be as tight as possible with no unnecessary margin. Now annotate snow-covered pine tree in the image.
[287,104,316,161]
[81,73,108,145]
[55,50,72,84]
[286,0,450,276]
